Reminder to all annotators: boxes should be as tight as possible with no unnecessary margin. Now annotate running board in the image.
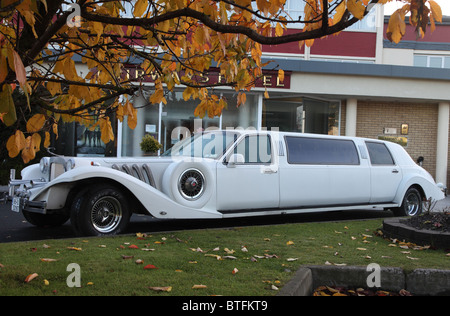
[219,203,399,218]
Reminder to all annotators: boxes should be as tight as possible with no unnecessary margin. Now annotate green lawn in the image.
[0,219,448,296]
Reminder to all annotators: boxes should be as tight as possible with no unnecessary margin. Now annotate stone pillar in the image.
[345,98,358,137]
[436,102,449,185]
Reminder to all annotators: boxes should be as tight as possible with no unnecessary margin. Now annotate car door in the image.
[366,141,403,203]
[216,134,279,211]
[280,136,370,208]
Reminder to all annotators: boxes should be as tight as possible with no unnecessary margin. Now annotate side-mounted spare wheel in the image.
[70,184,131,236]
[162,160,214,209]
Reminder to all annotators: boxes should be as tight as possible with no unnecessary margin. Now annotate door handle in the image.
[392,169,399,174]
[262,167,277,174]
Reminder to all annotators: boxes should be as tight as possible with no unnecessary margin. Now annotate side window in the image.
[285,136,360,165]
[234,135,272,164]
[366,142,395,165]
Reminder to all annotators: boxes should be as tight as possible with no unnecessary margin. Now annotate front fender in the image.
[32,166,222,219]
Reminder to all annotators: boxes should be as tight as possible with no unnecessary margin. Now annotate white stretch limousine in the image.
[6,131,445,236]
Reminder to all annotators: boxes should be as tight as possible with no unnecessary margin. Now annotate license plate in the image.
[12,197,21,213]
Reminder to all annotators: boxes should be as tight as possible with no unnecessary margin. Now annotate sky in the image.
[384,0,450,16]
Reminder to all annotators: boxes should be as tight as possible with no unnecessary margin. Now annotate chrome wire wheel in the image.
[405,192,421,216]
[90,196,123,233]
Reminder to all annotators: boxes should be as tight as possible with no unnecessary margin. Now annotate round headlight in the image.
[40,157,50,174]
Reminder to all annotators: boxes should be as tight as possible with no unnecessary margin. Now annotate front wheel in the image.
[70,185,131,236]
[393,187,423,217]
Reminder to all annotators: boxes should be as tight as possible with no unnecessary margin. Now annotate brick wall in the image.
[341,101,439,181]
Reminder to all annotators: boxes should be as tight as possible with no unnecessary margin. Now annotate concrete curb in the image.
[278,265,450,296]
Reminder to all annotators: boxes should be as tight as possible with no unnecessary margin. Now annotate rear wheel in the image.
[393,187,423,217]
[70,185,131,236]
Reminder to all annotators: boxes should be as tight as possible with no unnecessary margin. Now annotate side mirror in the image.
[226,153,245,167]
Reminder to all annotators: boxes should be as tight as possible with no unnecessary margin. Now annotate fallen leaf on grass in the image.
[192,284,207,289]
[135,259,144,264]
[40,258,58,262]
[149,286,172,292]
[122,255,134,259]
[223,256,237,260]
[44,279,49,286]
[287,258,298,262]
[224,248,235,254]
[407,256,419,260]
[0,263,5,269]
[66,247,82,251]
[141,248,155,251]
[232,268,239,275]
[128,244,139,249]
[205,254,222,260]
[144,264,158,270]
[325,261,347,266]
[356,248,367,251]
[25,273,38,283]
[286,241,295,245]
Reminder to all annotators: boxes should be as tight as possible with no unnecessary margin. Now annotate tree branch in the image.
[80,1,371,46]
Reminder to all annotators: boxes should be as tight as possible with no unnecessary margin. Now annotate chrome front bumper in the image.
[3,169,47,214]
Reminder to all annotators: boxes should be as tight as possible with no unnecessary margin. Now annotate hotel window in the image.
[414,55,450,69]
[278,0,376,31]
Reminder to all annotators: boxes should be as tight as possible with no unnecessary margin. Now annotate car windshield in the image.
[162,131,240,159]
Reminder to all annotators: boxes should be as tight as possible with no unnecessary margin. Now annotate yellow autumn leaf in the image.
[347,0,366,20]
[21,133,41,164]
[386,10,406,43]
[192,284,208,289]
[6,130,26,158]
[148,286,172,292]
[99,117,114,144]
[134,0,148,17]
[24,273,39,283]
[286,240,295,245]
[26,114,46,133]
[278,69,284,82]
[52,123,59,139]
[47,80,62,96]
[429,0,443,23]
[332,0,346,25]
[275,23,284,37]
[44,131,51,148]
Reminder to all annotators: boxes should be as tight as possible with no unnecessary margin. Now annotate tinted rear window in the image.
[285,136,360,165]
[366,142,395,165]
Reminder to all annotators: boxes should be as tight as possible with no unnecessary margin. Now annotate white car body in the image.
[7,131,445,236]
